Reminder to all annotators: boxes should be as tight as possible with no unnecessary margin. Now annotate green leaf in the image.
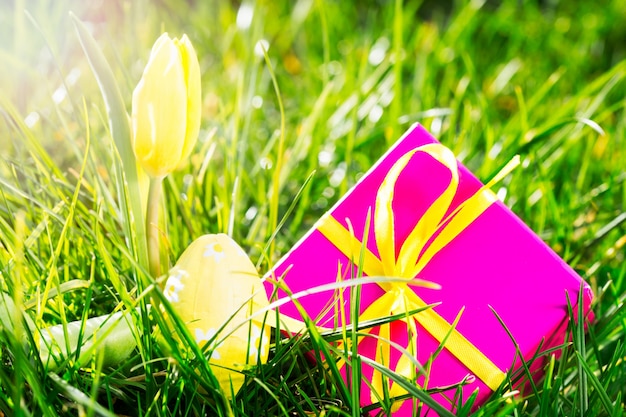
[70,13,148,279]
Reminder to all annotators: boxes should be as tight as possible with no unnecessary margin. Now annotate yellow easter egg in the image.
[160,233,270,395]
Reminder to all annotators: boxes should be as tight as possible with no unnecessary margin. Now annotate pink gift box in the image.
[264,124,593,415]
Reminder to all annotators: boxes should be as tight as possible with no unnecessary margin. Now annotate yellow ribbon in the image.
[316,143,519,404]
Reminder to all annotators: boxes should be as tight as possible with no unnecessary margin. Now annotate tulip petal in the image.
[176,34,202,165]
[131,35,187,178]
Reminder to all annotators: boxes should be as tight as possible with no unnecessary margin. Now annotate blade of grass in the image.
[70,13,148,278]
[48,373,118,417]
[574,351,615,415]
[261,43,286,264]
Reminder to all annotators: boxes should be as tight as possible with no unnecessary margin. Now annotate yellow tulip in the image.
[159,234,270,396]
[131,33,201,178]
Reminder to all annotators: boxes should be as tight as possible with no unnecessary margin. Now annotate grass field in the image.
[1,0,625,415]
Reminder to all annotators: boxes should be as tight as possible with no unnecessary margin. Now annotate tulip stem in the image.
[147,176,164,278]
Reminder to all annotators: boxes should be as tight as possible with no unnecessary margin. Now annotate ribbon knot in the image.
[317,142,519,406]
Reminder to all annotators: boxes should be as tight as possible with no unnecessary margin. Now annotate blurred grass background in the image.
[1,0,625,415]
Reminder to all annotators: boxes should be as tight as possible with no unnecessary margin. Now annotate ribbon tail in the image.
[389,350,415,412]
[334,291,398,373]
[372,321,392,405]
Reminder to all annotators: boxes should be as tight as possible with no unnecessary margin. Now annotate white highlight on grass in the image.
[322,187,335,199]
[368,37,390,66]
[528,188,543,206]
[236,2,254,30]
[291,0,313,26]
[329,162,347,187]
[181,174,193,201]
[488,58,522,96]
[318,149,333,167]
[251,95,263,109]
[259,156,273,170]
[24,112,40,128]
[326,61,342,76]
[52,85,67,104]
[368,104,383,123]
[66,67,81,85]
[254,39,270,58]
[245,206,258,221]
[431,117,443,136]
[496,187,508,201]
[488,142,502,159]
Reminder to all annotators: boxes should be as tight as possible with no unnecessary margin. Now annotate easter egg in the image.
[160,233,270,395]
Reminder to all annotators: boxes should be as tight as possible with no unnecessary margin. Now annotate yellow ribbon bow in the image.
[316,142,519,405]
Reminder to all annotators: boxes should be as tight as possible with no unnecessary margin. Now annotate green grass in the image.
[1,0,625,415]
